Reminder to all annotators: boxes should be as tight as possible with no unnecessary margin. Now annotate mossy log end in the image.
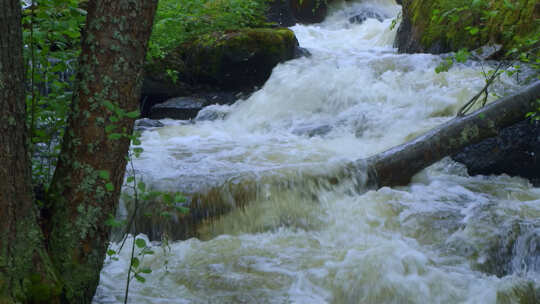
[365,81,540,188]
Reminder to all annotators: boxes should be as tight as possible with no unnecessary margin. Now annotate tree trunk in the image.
[0,1,62,302]
[1,0,157,303]
[365,81,540,188]
[45,0,157,302]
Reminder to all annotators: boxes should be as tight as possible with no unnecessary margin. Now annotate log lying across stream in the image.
[364,81,540,188]
[130,81,540,241]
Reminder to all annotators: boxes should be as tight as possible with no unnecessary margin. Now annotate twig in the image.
[457,61,507,116]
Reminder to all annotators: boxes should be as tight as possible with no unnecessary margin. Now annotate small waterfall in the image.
[95,1,540,303]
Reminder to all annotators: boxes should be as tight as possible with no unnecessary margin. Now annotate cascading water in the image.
[94,0,540,303]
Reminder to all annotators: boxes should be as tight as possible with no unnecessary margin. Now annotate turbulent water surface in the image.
[94,0,540,303]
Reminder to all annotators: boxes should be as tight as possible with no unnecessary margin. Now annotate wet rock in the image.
[266,0,297,27]
[142,28,300,115]
[294,46,311,58]
[150,97,209,120]
[266,0,340,26]
[470,44,502,60]
[290,0,332,24]
[476,220,523,277]
[476,220,540,279]
[134,118,164,131]
[452,120,540,186]
[144,28,299,92]
[143,91,250,120]
[292,124,332,137]
[195,105,231,122]
[139,78,192,117]
[348,11,386,24]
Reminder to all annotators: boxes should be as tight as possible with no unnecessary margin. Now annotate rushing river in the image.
[94,0,540,303]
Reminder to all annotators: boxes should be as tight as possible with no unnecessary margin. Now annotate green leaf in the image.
[105,124,116,133]
[135,238,147,249]
[503,0,514,9]
[131,257,140,268]
[142,248,155,255]
[103,100,116,111]
[132,138,142,146]
[65,30,80,39]
[98,170,110,180]
[163,193,173,205]
[140,268,152,274]
[105,182,114,191]
[469,27,479,35]
[174,194,186,203]
[471,0,483,7]
[134,274,146,283]
[137,182,146,192]
[105,217,125,228]
[107,249,116,256]
[126,110,140,119]
[455,49,470,63]
[143,190,162,201]
[108,133,123,140]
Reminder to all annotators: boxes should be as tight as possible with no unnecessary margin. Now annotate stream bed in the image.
[94,1,540,303]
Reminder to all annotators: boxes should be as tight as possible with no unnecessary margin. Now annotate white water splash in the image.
[95,0,540,303]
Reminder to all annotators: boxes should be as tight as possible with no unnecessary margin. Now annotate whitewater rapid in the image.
[94,0,540,303]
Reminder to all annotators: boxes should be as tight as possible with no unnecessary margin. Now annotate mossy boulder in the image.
[142,28,300,115]
[396,0,540,55]
[181,28,299,89]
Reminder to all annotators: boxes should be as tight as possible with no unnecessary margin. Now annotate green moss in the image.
[405,0,539,54]
[149,0,271,58]
[146,27,298,89]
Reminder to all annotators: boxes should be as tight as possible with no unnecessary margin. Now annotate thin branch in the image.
[457,61,508,116]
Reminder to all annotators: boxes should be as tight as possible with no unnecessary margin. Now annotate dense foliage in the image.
[424,0,539,115]
[148,0,270,59]
[430,0,539,71]
[23,0,85,187]
[24,0,273,187]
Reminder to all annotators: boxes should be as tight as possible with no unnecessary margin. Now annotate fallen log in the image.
[365,81,540,188]
[127,82,540,241]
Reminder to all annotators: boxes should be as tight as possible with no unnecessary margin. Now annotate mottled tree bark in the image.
[0,1,62,303]
[365,81,540,188]
[46,0,158,302]
[1,0,157,303]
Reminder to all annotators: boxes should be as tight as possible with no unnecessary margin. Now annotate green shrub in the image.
[148,0,271,59]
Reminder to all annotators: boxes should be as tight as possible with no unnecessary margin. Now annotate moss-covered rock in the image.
[396,0,540,55]
[142,28,301,115]
[182,28,299,89]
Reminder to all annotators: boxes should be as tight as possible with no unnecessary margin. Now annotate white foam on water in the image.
[94,1,540,303]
